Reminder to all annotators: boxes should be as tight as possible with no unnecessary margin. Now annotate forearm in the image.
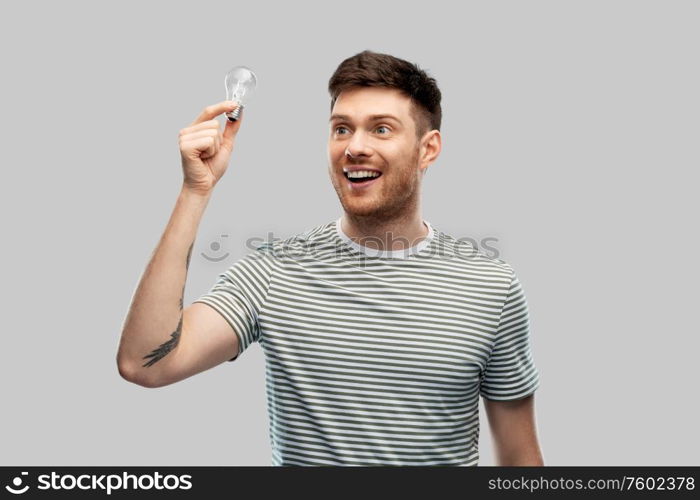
[495,445,545,466]
[117,185,211,385]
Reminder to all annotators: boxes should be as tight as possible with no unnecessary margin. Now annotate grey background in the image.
[1,0,697,466]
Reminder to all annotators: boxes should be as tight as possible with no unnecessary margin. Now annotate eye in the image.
[376,125,390,134]
[334,126,348,135]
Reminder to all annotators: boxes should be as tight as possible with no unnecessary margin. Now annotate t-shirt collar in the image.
[335,217,434,258]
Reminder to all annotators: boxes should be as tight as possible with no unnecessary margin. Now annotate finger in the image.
[182,136,216,158]
[201,143,216,159]
[181,129,220,150]
[190,101,238,126]
[179,119,219,138]
[222,107,243,145]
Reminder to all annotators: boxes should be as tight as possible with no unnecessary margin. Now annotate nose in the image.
[345,130,372,160]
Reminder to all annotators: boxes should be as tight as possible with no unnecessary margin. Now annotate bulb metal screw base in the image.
[226,104,244,122]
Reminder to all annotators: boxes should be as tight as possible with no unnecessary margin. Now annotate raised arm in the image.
[116,101,243,388]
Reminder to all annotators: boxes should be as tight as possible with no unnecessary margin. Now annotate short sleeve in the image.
[193,244,274,362]
[480,268,540,401]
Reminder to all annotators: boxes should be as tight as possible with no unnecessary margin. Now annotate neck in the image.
[340,211,429,251]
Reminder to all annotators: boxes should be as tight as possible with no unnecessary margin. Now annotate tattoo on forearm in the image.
[142,314,182,367]
[179,241,193,310]
[186,241,193,271]
[141,241,195,368]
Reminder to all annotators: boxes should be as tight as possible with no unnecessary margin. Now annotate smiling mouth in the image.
[343,171,383,184]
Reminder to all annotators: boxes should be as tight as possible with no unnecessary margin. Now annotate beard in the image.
[329,146,421,223]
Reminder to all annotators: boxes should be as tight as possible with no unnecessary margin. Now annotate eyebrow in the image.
[329,113,402,124]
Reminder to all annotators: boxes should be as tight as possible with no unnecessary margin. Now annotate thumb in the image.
[222,105,243,146]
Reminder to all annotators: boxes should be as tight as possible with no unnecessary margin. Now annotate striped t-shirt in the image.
[194,217,540,466]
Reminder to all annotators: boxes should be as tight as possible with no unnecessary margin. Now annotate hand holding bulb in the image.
[178,65,257,196]
[179,100,244,196]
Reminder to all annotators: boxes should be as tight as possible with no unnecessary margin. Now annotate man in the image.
[117,50,544,466]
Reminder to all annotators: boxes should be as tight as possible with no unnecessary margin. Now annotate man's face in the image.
[327,87,432,220]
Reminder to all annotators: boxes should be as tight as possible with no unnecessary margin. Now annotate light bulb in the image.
[224,65,257,121]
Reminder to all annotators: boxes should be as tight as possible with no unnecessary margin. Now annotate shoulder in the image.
[430,225,515,279]
[251,219,337,260]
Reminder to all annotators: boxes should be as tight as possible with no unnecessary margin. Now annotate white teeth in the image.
[346,170,381,179]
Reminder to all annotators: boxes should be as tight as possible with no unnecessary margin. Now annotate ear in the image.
[419,130,441,173]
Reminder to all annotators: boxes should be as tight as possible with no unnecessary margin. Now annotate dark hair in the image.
[328,50,442,140]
